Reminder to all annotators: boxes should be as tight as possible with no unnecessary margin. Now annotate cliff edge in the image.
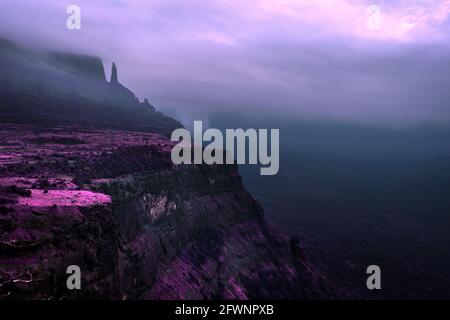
[0,125,328,299]
[0,39,178,136]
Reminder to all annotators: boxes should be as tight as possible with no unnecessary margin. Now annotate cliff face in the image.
[0,125,327,299]
[0,38,329,300]
[50,53,107,82]
[0,39,177,135]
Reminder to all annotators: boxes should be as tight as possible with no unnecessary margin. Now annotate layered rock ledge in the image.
[0,124,327,299]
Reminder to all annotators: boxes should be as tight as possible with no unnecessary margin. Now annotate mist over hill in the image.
[0,38,181,136]
[0,38,332,300]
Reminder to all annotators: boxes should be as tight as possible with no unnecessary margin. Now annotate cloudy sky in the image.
[1,0,450,126]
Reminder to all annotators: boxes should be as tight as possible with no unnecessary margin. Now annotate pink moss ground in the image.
[18,190,111,207]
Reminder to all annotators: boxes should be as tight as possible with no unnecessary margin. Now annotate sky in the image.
[1,0,450,127]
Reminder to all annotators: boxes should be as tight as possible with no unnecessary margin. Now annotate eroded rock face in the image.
[0,125,328,299]
[50,53,107,82]
[0,39,181,136]
[0,187,118,299]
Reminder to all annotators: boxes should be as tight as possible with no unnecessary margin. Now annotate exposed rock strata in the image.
[0,125,328,299]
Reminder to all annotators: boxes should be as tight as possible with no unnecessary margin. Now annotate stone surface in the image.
[0,125,329,300]
[0,39,181,136]
[111,62,118,84]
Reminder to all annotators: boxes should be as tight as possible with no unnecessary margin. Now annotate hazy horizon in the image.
[2,1,450,300]
[2,0,450,127]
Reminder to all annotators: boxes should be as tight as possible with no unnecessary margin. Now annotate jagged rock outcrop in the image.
[0,38,329,300]
[0,125,328,299]
[142,98,156,112]
[107,62,139,106]
[110,62,118,83]
[0,39,178,136]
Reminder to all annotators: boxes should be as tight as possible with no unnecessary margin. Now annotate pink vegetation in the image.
[18,189,111,207]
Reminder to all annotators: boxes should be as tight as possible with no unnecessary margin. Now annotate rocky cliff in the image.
[0,39,176,135]
[0,38,329,300]
[0,125,328,299]
[50,53,107,82]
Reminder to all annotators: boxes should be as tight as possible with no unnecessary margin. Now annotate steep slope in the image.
[0,39,329,299]
[0,125,328,299]
[0,39,180,136]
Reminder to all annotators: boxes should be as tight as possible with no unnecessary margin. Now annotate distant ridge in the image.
[50,52,106,81]
[0,38,181,136]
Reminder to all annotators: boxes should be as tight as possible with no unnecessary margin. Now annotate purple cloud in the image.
[1,0,450,126]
